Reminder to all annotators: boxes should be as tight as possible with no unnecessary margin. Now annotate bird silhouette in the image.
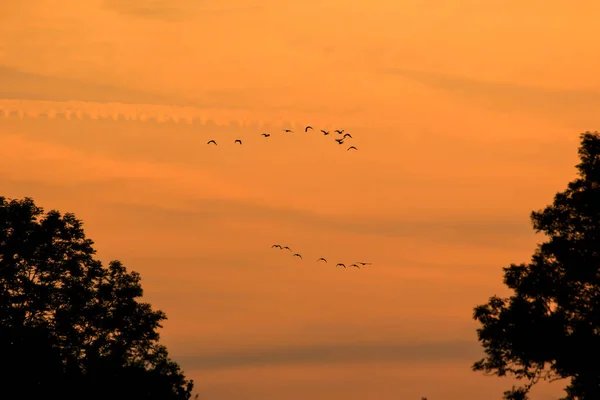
[282,246,292,252]
[342,133,352,139]
[335,138,344,144]
[321,130,329,135]
[357,262,372,266]
[305,126,313,132]
[336,263,346,268]
[335,130,344,134]
[207,140,217,145]
[284,129,293,133]
[349,264,360,269]
[347,146,357,151]
[317,257,327,263]
[262,133,271,137]
[234,139,242,144]
[272,244,282,249]
[292,253,302,259]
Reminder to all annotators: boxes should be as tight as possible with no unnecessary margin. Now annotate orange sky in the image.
[1,1,598,399]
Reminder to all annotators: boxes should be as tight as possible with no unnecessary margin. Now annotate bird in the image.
[357,262,372,266]
[282,246,292,252]
[335,263,346,268]
[342,133,352,139]
[207,140,217,145]
[305,126,313,132]
[335,130,344,134]
[292,253,302,259]
[262,133,271,137]
[347,146,357,151]
[284,129,293,133]
[272,244,282,249]
[234,139,242,144]
[317,257,327,263]
[349,264,360,269]
[335,138,344,144]
[321,130,330,135]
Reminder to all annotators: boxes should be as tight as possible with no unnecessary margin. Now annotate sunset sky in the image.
[1,1,599,399]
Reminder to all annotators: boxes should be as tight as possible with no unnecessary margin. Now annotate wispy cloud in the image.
[381,67,600,125]
[108,199,532,247]
[0,65,318,113]
[174,340,481,370]
[0,172,533,249]
[0,65,189,105]
[102,0,264,21]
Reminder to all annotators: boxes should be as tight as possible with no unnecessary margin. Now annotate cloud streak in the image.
[102,0,264,20]
[174,340,482,370]
[0,65,191,106]
[108,198,533,247]
[0,65,340,116]
[382,67,600,124]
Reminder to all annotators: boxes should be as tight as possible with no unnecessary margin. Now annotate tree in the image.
[0,196,195,400]
[472,131,600,400]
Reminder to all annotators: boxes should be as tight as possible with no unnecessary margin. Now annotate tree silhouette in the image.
[472,132,600,400]
[0,196,195,400]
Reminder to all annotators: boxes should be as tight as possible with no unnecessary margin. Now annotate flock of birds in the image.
[206,126,359,151]
[271,244,372,269]
[206,122,369,267]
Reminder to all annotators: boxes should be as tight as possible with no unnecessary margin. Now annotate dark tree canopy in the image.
[0,196,195,400]
[473,132,600,400]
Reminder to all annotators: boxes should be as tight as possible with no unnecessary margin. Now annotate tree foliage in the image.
[473,132,600,399]
[0,196,194,399]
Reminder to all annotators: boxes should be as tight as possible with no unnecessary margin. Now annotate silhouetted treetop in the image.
[473,132,600,400]
[0,196,194,400]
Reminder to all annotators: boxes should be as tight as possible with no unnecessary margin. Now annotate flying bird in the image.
[357,262,372,266]
[335,263,346,268]
[347,146,358,151]
[349,264,360,269]
[317,257,327,263]
[284,129,293,133]
[234,139,242,144]
[207,140,217,145]
[272,244,282,249]
[262,133,271,137]
[321,130,330,135]
[335,138,344,144]
[335,130,344,134]
[292,253,302,259]
[305,126,313,132]
[282,246,292,252]
[342,133,352,139]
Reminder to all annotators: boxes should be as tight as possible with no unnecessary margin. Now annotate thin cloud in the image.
[0,65,302,112]
[102,0,264,21]
[381,67,600,125]
[107,199,533,247]
[0,65,188,106]
[173,340,482,370]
